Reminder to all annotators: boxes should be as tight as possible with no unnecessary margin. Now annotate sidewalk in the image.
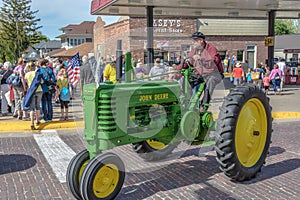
[0,91,84,132]
[0,84,299,132]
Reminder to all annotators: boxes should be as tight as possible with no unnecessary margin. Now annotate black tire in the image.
[66,149,90,200]
[215,85,272,181]
[132,140,178,161]
[79,153,125,200]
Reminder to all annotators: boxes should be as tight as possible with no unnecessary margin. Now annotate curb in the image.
[0,120,84,133]
[0,112,299,133]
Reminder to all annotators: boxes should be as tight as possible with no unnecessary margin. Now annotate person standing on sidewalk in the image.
[56,68,70,120]
[39,58,56,123]
[13,58,29,120]
[103,58,117,83]
[232,62,244,86]
[269,63,283,95]
[80,55,95,95]
[24,62,42,130]
[0,61,13,116]
[148,58,166,80]
[277,57,286,91]
[252,63,265,88]
[263,72,271,95]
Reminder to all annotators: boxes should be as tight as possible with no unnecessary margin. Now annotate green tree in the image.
[275,19,297,35]
[0,0,45,63]
[293,19,300,33]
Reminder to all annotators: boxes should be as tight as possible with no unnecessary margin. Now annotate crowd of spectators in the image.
[230,57,286,95]
[0,53,288,130]
[0,57,73,129]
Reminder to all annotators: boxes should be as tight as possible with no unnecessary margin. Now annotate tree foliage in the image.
[0,0,46,63]
[275,19,297,35]
[293,19,300,34]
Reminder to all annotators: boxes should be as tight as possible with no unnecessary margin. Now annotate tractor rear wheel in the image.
[215,85,272,181]
[132,140,177,161]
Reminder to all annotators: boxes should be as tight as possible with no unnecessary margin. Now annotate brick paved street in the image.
[0,85,299,199]
[0,118,300,200]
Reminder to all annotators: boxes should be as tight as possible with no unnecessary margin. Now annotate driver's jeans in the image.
[196,72,222,108]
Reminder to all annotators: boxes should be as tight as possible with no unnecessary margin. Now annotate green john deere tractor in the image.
[67,53,272,200]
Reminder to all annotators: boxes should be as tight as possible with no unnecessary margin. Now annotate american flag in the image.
[66,53,81,87]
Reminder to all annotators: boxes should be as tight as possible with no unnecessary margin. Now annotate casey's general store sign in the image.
[146,19,184,33]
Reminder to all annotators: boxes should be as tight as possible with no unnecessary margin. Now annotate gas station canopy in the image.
[91,0,300,19]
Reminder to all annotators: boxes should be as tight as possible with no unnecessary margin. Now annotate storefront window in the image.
[237,50,244,62]
[144,50,168,64]
[219,51,227,60]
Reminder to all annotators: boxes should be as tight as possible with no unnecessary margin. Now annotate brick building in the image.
[56,21,95,50]
[93,16,268,69]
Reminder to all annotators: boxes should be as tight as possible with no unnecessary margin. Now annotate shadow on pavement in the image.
[194,182,238,200]
[0,154,37,175]
[243,158,300,184]
[35,120,73,130]
[268,146,286,157]
[118,155,227,200]
[282,87,300,91]
[179,146,215,158]
[268,92,295,96]
[118,145,293,199]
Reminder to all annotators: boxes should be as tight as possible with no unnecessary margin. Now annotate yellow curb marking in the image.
[0,112,299,132]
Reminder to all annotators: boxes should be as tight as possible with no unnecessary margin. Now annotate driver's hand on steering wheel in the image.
[192,54,201,60]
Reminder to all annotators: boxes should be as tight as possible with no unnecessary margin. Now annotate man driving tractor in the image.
[186,31,224,112]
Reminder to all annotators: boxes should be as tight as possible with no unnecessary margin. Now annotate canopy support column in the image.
[268,10,275,69]
[146,6,154,70]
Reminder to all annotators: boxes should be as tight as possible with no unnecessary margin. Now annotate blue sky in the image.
[30,0,120,40]
[1,0,120,40]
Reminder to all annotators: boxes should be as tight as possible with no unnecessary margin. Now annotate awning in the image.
[91,0,300,19]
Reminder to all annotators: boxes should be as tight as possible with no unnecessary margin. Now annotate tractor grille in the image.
[98,97,117,132]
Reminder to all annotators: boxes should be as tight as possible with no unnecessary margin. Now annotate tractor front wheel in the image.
[79,153,125,200]
[215,85,272,181]
[66,149,90,199]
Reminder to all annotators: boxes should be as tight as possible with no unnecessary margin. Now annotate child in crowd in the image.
[56,69,70,120]
[263,73,270,95]
[246,68,253,83]
[232,63,244,86]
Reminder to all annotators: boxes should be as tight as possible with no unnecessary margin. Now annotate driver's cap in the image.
[191,32,205,40]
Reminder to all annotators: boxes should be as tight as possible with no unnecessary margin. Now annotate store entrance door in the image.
[246,45,256,68]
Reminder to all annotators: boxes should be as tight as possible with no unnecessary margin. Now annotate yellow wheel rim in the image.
[146,140,167,150]
[78,160,89,182]
[235,98,267,168]
[93,164,119,198]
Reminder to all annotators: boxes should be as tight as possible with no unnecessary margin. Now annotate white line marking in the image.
[33,130,76,183]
